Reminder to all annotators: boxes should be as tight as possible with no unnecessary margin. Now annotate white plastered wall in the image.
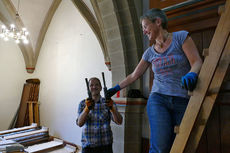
[33,0,111,145]
[0,0,111,146]
[0,39,31,130]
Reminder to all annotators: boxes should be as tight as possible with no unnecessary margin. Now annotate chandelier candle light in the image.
[0,24,29,44]
[0,0,29,44]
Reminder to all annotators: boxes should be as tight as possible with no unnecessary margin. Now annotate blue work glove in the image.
[106,84,121,98]
[181,72,198,91]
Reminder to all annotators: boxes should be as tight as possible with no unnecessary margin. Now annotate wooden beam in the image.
[28,102,34,125]
[0,123,37,135]
[24,139,64,153]
[15,84,33,127]
[34,103,40,126]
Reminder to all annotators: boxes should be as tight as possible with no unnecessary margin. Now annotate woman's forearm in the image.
[190,60,203,74]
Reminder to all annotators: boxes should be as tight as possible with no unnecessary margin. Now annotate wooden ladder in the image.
[170,1,230,153]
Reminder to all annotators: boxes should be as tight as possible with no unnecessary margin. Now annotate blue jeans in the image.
[147,93,189,153]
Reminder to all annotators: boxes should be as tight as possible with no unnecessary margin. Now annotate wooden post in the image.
[34,102,40,126]
[28,102,34,125]
[27,101,40,126]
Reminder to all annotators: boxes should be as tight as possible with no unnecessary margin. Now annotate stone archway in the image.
[73,0,143,97]
[73,1,146,153]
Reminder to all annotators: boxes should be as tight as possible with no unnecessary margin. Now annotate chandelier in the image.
[0,0,29,44]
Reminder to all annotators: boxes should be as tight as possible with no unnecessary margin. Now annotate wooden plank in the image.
[34,103,39,126]
[166,0,225,16]
[170,1,230,152]
[166,1,225,32]
[25,139,64,153]
[168,9,219,29]
[26,101,39,125]
[150,0,186,9]
[168,16,219,33]
[20,136,49,147]
[24,108,30,126]
[15,84,32,128]
[34,84,39,101]
[28,102,34,125]
[28,84,35,101]
[24,139,77,153]
[0,124,37,135]
[4,127,48,140]
[16,134,49,145]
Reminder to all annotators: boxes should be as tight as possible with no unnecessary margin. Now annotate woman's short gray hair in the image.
[140,8,168,29]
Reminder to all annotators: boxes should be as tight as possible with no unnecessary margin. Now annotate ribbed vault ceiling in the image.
[0,0,96,73]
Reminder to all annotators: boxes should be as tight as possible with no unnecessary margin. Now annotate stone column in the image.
[111,98,147,153]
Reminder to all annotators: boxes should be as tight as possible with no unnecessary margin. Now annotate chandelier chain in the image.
[16,0,20,16]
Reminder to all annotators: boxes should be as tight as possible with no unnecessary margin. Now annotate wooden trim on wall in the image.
[150,0,226,33]
[150,0,189,9]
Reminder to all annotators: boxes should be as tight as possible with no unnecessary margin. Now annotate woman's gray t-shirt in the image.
[142,30,190,98]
